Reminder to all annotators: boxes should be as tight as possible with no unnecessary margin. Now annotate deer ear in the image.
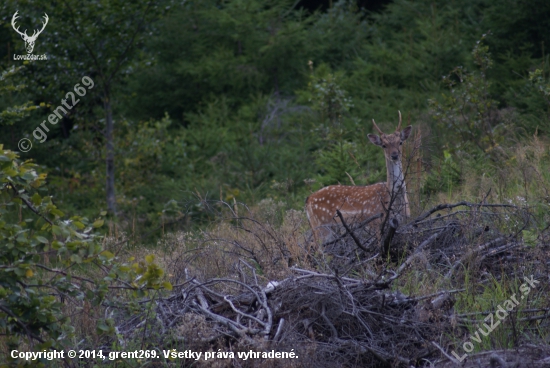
[367,134,382,146]
[401,126,412,141]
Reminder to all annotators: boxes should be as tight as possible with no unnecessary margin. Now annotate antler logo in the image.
[11,11,49,54]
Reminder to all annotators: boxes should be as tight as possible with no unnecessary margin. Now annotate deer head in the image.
[12,11,49,54]
[367,111,412,163]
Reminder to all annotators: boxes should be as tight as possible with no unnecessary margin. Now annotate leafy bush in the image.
[429,36,507,154]
[0,147,169,360]
[422,150,462,196]
[297,63,385,188]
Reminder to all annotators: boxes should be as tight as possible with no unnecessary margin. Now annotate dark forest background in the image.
[1,0,549,230]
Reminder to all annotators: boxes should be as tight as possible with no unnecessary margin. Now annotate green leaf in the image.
[97,322,109,332]
[51,240,64,249]
[5,168,17,176]
[92,219,104,228]
[52,225,63,236]
[100,250,114,260]
[31,193,42,205]
[70,254,82,263]
[16,233,28,243]
[73,221,85,230]
[35,236,49,244]
[51,209,65,217]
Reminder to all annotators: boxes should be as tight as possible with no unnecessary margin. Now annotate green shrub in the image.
[0,147,169,361]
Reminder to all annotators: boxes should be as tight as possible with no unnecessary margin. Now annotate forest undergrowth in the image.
[94,136,550,367]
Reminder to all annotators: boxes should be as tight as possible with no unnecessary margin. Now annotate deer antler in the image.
[11,11,48,40]
[396,110,402,132]
[11,11,27,38]
[32,13,49,39]
[372,119,383,135]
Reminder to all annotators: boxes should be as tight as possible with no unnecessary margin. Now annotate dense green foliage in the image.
[0,0,548,235]
[0,146,169,359]
[1,63,169,362]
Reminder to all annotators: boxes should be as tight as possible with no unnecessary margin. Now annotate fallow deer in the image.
[306,111,412,245]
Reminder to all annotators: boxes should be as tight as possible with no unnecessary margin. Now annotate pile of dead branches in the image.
[323,200,544,283]
[114,266,446,367]
[113,200,549,367]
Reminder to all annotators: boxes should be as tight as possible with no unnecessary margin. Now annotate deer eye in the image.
[382,144,386,148]
[400,141,403,145]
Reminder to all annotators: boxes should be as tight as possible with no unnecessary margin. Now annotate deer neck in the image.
[385,157,410,217]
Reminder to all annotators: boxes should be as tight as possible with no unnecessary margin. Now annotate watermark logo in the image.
[18,76,95,153]
[11,11,48,61]
[451,275,540,362]
[18,138,32,152]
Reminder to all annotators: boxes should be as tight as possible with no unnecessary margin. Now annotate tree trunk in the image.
[104,95,116,216]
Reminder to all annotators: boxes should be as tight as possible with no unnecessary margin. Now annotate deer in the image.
[11,11,49,54]
[305,111,412,246]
